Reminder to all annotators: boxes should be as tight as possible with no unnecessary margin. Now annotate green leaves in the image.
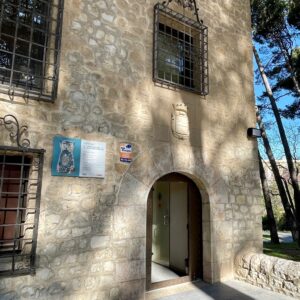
[288,0,300,30]
[251,0,300,119]
[251,0,286,42]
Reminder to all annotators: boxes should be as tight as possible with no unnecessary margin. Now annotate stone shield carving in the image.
[171,103,190,139]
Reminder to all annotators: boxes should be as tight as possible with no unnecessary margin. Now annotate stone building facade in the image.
[0,0,263,299]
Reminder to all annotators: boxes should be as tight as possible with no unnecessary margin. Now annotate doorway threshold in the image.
[146,280,202,300]
[152,262,181,283]
[150,275,190,291]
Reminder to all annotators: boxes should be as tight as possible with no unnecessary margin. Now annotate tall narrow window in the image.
[0,156,31,253]
[0,151,44,276]
[0,0,64,101]
[153,3,208,95]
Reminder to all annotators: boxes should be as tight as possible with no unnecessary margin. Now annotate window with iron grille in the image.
[0,0,64,101]
[153,3,208,95]
[0,149,44,276]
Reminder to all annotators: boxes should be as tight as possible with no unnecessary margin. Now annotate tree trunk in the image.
[256,107,297,240]
[258,151,280,244]
[282,178,296,216]
[254,45,300,246]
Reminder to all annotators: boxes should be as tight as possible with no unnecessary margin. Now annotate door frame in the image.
[146,173,203,291]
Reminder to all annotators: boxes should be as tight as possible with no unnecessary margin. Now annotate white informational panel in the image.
[79,140,106,178]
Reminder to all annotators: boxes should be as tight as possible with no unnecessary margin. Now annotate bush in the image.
[277,214,290,231]
[262,213,290,231]
[262,215,270,230]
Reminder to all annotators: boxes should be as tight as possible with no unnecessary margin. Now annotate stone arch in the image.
[115,144,232,289]
[144,170,212,288]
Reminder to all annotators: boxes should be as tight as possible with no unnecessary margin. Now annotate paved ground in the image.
[146,279,295,300]
[263,231,293,243]
[152,262,180,283]
[147,232,296,299]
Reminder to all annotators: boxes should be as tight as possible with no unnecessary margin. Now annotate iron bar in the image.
[30,151,43,270]
[153,3,208,95]
[0,0,64,101]
[0,115,44,276]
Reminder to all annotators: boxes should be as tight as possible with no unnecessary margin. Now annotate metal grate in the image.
[0,148,44,276]
[0,0,64,102]
[153,3,208,95]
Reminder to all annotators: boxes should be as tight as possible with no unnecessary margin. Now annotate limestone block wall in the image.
[0,0,262,299]
[235,252,300,299]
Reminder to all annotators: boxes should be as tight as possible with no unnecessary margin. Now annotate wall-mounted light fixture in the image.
[247,128,262,138]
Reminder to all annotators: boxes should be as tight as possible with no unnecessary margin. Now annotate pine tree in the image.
[251,0,300,118]
[254,45,300,245]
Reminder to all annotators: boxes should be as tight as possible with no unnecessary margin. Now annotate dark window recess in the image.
[0,156,30,252]
[153,3,208,95]
[0,0,64,101]
[0,151,43,277]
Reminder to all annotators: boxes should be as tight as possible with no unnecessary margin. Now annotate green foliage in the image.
[251,0,300,119]
[262,187,291,231]
[264,241,300,261]
[288,0,300,30]
[274,48,300,116]
[262,215,269,230]
[262,213,290,230]
[277,214,290,230]
[251,0,286,42]
[281,101,300,118]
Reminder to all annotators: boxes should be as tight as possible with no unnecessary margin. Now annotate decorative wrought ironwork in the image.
[162,0,201,23]
[0,115,44,277]
[153,3,209,95]
[0,0,64,102]
[0,150,44,277]
[0,115,30,148]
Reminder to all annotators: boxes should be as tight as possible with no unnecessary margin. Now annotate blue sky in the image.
[253,56,300,160]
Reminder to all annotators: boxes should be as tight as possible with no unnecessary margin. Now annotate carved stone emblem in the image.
[171,103,190,139]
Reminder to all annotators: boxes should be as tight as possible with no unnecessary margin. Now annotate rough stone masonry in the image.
[0,0,263,299]
[236,252,300,299]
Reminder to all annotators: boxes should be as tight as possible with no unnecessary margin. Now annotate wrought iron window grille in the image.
[0,114,44,276]
[153,1,209,95]
[0,0,64,102]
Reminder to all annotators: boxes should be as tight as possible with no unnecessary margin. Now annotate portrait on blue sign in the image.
[51,136,81,177]
[57,140,75,174]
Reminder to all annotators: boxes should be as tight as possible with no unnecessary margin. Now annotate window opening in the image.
[0,0,64,101]
[0,114,44,276]
[0,155,31,253]
[153,2,208,95]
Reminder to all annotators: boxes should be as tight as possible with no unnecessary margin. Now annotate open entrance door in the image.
[146,173,202,290]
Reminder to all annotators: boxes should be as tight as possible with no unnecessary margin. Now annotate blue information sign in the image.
[51,136,106,178]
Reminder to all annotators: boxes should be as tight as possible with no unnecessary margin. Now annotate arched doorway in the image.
[146,173,203,290]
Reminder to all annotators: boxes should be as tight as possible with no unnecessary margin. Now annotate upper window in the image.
[0,0,64,101]
[153,3,208,95]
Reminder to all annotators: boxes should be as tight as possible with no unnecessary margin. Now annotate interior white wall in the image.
[170,182,188,273]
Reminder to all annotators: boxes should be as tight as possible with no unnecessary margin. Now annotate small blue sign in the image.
[120,143,132,163]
